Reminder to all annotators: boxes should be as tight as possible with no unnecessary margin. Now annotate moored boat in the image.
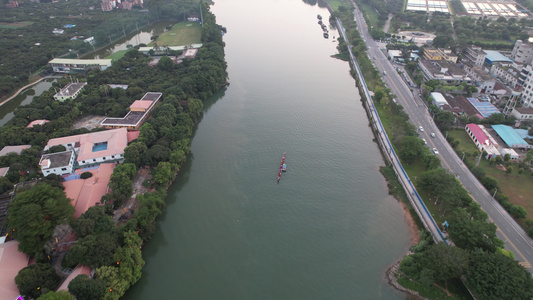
[317,14,322,20]
[282,163,287,172]
[323,32,329,38]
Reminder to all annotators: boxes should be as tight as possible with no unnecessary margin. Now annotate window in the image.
[82,161,85,163]
[111,155,115,158]
[93,159,96,162]
[103,157,106,160]
[61,168,67,171]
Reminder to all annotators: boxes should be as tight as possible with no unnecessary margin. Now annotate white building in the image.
[490,62,521,90]
[511,40,533,65]
[519,65,533,107]
[40,150,76,176]
[511,107,533,121]
[53,82,87,101]
[41,128,128,174]
[501,148,520,160]
[430,92,448,108]
[49,58,112,73]
[462,61,495,94]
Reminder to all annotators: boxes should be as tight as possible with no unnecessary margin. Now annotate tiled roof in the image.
[0,241,29,299]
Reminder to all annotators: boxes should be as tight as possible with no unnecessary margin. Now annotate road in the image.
[350,3,533,271]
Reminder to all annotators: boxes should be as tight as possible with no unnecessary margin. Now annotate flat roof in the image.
[0,145,31,157]
[430,92,448,105]
[49,58,112,66]
[130,100,152,110]
[140,92,163,101]
[492,124,532,148]
[514,107,533,115]
[40,150,73,169]
[101,111,145,126]
[54,82,87,98]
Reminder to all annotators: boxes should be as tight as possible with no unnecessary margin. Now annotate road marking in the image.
[520,261,532,268]
[496,225,530,267]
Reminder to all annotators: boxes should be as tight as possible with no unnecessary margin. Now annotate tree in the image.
[68,274,106,300]
[37,290,74,300]
[481,176,498,191]
[64,233,119,268]
[6,183,75,256]
[124,142,148,167]
[510,205,527,219]
[72,206,115,239]
[398,136,425,164]
[0,176,13,194]
[418,242,469,283]
[448,208,503,252]
[153,161,173,187]
[157,56,174,72]
[15,263,60,299]
[467,250,533,299]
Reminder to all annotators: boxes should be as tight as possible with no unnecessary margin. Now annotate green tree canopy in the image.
[15,263,60,299]
[418,242,469,282]
[37,290,74,300]
[7,183,75,255]
[68,274,107,300]
[467,250,533,299]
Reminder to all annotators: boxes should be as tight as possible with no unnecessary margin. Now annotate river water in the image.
[126,0,412,299]
[0,79,56,127]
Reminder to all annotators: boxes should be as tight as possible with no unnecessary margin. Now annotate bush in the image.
[80,172,93,179]
[510,205,528,219]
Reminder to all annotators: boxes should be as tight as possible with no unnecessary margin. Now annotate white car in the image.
[422,138,427,145]
[432,148,439,155]
[430,132,436,138]
[418,126,424,132]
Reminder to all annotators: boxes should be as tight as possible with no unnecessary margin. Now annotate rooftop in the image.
[101,111,145,126]
[26,119,50,128]
[419,58,469,78]
[514,107,533,115]
[0,241,30,300]
[492,124,532,148]
[0,145,31,157]
[484,50,513,64]
[54,82,87,98]
[466,123,491,145]
[49,58,112,66]
[130,100,152,110]
[62,163,115,218]
[107,84,129,90]
[467,98,501,118]
[140,92,162,101]
[40,150,73,169]
[45,128,128,162]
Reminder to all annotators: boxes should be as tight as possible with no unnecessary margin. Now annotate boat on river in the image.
[317,14,322,20]
[323,32,329,38]
[277,152,286,183]
[282,163,287,172]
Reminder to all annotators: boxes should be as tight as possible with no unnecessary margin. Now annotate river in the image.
[0,79,56,127]
[125,0,412,299]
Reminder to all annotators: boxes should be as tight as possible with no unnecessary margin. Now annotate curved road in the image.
[351,2,533,271]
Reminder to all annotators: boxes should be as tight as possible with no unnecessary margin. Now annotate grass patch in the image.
[447,129,533,220]
[360,3,380,30]
[149,22,202,47]
[106,50,128,61]
[397,276,450,299]
[328,0,344,11]
[0,21,34,29]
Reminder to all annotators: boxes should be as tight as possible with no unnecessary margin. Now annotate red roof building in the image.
[0,241,30,299]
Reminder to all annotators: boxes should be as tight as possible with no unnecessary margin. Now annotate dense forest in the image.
[1,1,228,299]
[0,0,200,98]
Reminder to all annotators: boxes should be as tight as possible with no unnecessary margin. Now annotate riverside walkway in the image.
[334,18,446,243]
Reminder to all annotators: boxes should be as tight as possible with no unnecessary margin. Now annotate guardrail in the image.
[335,18,447,243]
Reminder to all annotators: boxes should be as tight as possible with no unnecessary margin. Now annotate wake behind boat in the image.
[277,152,286,183]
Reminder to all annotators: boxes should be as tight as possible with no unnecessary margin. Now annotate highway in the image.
[350,2,533,271]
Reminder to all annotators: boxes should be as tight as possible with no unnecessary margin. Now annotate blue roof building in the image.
[467,98,500,118]
[483,50,513,65]
[492,124,533,149]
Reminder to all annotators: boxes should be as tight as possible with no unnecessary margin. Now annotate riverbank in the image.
[0,76,44,107]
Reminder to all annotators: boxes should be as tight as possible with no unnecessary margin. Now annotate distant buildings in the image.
[54,82,87,101]
[418,58,471,84]
[511,107,533,121]
[462,60,495,94]
[464,45,486,67]
[101,92,162,131]
[49,58,112,73]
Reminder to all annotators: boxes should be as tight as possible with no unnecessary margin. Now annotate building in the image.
[465,123,500,158]
[41,128,128,175]
[0,241,30,300]
[464,45,486,67]
[40,150,77,176]
[49,58,112,73]
[462,61,495,94]
[423,47,442,60]
[519,64,533,107]
[101,0,113,11]
[53,82,87,101]
[511,40,533,65]
[84,36,95,44]
[490,63,520,90]
[138,44,203,55]
[483,50,513,66]
[62,163,115,218]
[511,107,533,121]
[418,58,472,84]
[492,124,533,149]
[0,145,30,157]
[467,97,501,118]
[501,148,520,160]
[188,14,200,21]
[52,28,64,34]
[101,92,162,131]
[430,92,449,108]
